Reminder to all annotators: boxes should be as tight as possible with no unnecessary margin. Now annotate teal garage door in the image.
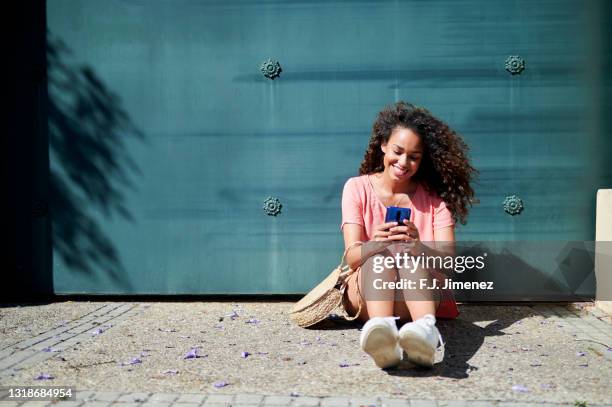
[47,0,612,295]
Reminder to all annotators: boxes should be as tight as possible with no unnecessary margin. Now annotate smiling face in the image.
[381,126,424,182]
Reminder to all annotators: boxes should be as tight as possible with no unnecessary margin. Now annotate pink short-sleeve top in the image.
[340,174,455,242]
[340,174,460,319]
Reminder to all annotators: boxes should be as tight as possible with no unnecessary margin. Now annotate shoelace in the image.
[383,316,401,333]
[419,316,445,349]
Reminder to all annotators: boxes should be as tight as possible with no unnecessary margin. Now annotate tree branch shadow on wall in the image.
[47,32,145,288]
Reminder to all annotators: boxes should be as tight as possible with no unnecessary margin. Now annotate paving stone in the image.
[116,393,150,403]
[262,396,294,405]
[0,389,10,400]
[174,394,205,404]
[203,395,233,405]
[74,391,96,401]
[18,402,50,407]
[148,394,179,403]
[79,402,110,407]
[292,397,321,407]
[51,402,83,407]
[436,401,471,407]
[89,392,122,402]
[139,402,171,407]
[379,397,408,407]
[410,400,438,407]
[234,395,264,404]
[321,397,350,407]
[348,397,377,407]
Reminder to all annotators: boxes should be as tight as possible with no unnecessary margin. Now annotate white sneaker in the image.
[359,316,402,369]
[398,314,444,368]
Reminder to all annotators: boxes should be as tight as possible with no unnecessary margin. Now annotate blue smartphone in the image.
[385,206,412,225]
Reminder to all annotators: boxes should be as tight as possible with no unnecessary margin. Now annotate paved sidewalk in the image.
[0,301,610,407]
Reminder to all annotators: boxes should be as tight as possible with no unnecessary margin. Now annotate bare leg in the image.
[360,253,396,318]
[343,249,440,323]
[396,256,440,322]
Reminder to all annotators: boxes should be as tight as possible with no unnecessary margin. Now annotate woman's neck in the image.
[377,168,418,195]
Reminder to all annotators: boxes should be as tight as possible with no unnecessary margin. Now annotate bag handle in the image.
[337,241,364,321]
[339,240,363,268]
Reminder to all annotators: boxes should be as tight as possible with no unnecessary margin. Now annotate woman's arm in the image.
[342,224,367,271]
[430,225,456,256]
[342,222,404,271]
[342,224,390,271]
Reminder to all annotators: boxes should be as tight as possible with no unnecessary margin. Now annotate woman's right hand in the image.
[372,221,399,241]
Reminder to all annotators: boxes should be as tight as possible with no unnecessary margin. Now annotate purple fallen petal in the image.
[540,383,553,389]
[246,318,259,324]
[35,373,54,380]
[512,384,529,393]
[184,347,202,359]
[91,328,104,336]
[290,392,300,397]
[530,362,542,367]
[225,310,239,320]
[42,347,61,353]
[576,351,586,357]
[162,369,179,375]
[339,361,350,368]
[241,351,250,358]
[125,357,142,365]
[213,381,229,388]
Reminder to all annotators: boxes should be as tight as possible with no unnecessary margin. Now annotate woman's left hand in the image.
[387,219,420,243]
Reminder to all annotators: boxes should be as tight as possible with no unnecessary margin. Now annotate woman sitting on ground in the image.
[340,101,476,369]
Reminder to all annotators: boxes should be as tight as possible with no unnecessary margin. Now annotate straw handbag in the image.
[290,241,364,328]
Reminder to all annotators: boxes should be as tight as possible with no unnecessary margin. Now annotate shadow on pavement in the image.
[309,305,543,379]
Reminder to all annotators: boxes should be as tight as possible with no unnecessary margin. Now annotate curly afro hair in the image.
[359,101,477,225]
